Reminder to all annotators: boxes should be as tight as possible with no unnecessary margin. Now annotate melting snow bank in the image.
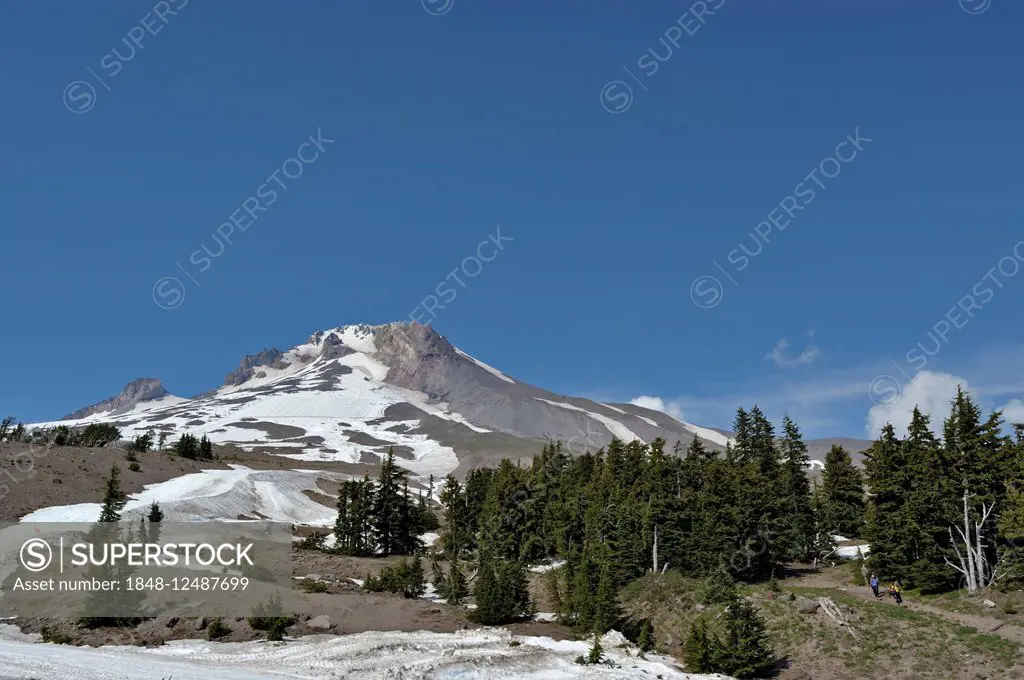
[19,465,341,526]
[0,628,727,680]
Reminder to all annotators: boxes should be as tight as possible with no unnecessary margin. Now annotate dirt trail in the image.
[792,571,1024,646]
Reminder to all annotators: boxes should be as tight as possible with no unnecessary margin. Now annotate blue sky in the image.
[1,0,1022,438]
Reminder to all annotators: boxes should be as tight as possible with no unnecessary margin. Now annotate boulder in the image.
[307,615,334,630]
[983,599,997,608]
[796,597,821,614]
[194,617,208,631]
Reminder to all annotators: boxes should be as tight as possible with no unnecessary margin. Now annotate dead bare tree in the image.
[819,597,858,639]
[944,490,1005,595]
[651,525,658,574]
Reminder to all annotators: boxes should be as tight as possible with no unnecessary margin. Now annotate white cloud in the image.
[866,370,967,438]
[766,338,823,369]
[630,396,685,422]
[999,399,1024,425]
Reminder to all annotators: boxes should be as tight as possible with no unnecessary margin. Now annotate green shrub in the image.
[40,625,73,644]
[206,618,231,640]
[249,614,295,641]
[363,557,425,599]
[297,532,327,551]
[301,579,328,593]
[850,556,866,586]
[699,571,738,605]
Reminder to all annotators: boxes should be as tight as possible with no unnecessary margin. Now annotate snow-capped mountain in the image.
[61,377,183,420]
[31,323,737,479]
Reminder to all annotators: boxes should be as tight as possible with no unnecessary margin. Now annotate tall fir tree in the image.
[864,422,915,580]
[731,407,785,578]
[440,475,473,560]
[778,415,816,562]
[819,444,865,538]
[373,449,409,556]
[904,407,956,591]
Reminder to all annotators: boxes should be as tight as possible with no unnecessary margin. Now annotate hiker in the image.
[891,580,903,605]
[869,573,880,598]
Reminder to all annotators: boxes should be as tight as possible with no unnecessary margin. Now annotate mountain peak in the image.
[62,377,170,420]
[224,349,288,386]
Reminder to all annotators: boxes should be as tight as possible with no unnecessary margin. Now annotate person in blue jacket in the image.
[869,573,880,598]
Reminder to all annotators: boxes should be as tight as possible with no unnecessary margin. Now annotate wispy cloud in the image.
[766,336,823,369]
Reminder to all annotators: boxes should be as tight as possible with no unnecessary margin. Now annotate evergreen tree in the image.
[98,464,127,523]
[464,467,494,533]
[497,558,532,621]
[905,407,957,591]
[175,433,199,460]
[472,552,501,624]
[147,501,164,543]
[199,435,214,460]
[395,478,419,555]
[372,450,412,556]
[864,423,915,581]
[471,552,531,624]
[440,476,472,561]
[684,618,717,673]
[592,560,621,634]
[405,556,426,598]
[998,426,1024,583]
[819,444,865,537]
[334,478,374,556]
[731,407,785,578]
[778,415,815,562]
[637,619,655,652]
[586,632,604,665]
[715,597,777,678]
[132,431,153,454]
[81,423,120,447]
[442,562,468,605]
[479,459,531,561]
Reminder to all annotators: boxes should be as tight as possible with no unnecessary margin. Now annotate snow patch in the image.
[681,422,733,448]
[20,466,341,526]
[455,348,515,384]
[837,544,871,559]
[534,398,644,444]
[0,628,715,679]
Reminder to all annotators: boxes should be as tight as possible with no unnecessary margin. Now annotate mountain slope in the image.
[32,323,727,479]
